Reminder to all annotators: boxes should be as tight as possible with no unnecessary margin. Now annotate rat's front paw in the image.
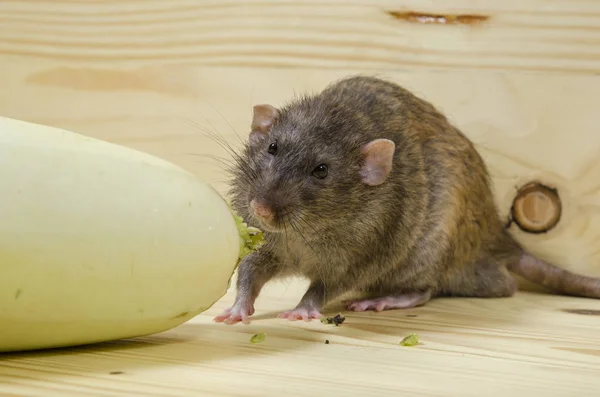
[278,308,322,322]
[213,303,255,325]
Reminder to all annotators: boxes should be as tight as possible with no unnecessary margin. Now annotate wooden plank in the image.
[1,0,600,73]
[1,282,600,397]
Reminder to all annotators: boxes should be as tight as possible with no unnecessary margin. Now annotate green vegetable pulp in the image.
[231,207,265,262]
[250,332,266,344]
[399,333,420,346]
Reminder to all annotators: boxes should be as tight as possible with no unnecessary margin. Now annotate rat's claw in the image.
[213,303,254,325]
[278,308,322,322]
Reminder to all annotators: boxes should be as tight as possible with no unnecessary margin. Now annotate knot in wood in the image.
[511,182,561,233]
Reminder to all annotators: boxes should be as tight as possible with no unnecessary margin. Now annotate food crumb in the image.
[320,313,345,326]
[399,333,420,347]
[250,332,266,344]
[325,340,330,344]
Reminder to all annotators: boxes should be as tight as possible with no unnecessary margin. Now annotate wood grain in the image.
[2,281,600,397]
[1,1,600,395]
[2,0,600,73]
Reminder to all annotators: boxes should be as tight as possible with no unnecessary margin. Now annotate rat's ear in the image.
[250,104,280,142]
[360,139,395,186]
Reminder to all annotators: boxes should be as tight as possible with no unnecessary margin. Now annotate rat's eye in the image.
[312,164,328,179]
[267,141,278,155]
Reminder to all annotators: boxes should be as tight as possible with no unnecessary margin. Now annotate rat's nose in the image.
[250,199,274,222]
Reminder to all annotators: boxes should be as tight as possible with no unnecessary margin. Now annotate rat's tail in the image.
[508,252,600,299]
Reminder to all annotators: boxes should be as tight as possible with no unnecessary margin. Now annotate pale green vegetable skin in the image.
[0,116,263,353]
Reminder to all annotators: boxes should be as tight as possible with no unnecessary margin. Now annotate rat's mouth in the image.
[252,216,283,233]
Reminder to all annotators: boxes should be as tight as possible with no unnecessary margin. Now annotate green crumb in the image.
[230,206,265,262]
[250,332,266,344]
[399,333,420,347]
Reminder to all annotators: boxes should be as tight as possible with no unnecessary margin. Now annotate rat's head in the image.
[230,97,395,235]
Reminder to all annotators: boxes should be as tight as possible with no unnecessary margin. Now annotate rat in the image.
[213,75,600,324]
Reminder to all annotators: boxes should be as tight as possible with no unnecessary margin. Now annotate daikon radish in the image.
[0,116,263,352]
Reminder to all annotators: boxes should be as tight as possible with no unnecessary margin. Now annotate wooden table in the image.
[2,280,600,397]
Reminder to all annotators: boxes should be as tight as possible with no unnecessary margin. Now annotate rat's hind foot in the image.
[278,308,323,322]
[345,290,431,312]
[213,302,255,325]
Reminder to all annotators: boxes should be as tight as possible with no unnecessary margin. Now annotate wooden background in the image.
[1,1,600,396]
[2,0,600,277]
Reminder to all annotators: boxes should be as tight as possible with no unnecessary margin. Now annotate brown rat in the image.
[214,75,600,324]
